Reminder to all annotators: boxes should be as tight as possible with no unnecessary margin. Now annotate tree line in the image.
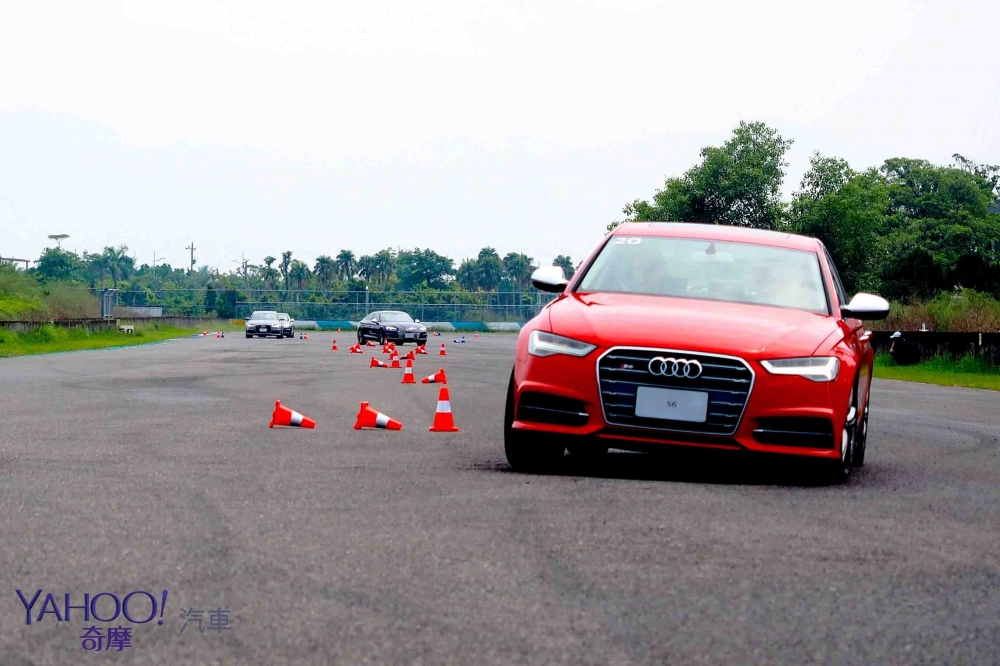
[611,121,1000,301]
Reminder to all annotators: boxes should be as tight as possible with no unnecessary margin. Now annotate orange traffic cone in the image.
[331,340,338,350]
[216,331,222,338]
[429,387,459,432]
[421,368,447,384]
[390,354,402,369]
[304,333,309,341]
[439,343,447,356]
[354,402,402,430]
[388,342,397,352]
[269,400,316,429]
[337,328,342,333]
[403,350,415,361]
[365,340,373,347]
[401,359,416,384]
[202,330,208,337]
[415,344,428,355]
[382,344,392,354]
[475,333,480,338]
[350,344,363,354]
[370,357,389,368]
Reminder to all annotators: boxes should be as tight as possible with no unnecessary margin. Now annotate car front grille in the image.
[597,347,753,436]
[517,391,589,427]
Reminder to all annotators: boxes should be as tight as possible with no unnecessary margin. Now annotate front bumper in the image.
[247,325,280,335]
[386,330,427,344]
[512,347,852,460]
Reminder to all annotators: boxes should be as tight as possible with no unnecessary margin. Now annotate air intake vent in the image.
[753,417,835,448]
[517,392,589,426]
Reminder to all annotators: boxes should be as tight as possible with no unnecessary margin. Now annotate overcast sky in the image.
[1,0,998,272]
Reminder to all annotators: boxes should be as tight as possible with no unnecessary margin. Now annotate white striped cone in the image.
[429,387,459,432]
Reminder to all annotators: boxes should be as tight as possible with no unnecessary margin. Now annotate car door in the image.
[369,313,380,339]
[824,248,871,400]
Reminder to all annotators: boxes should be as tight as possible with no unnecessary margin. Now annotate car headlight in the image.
[760,357,840,382]
[385,326,397,331]
[418,326,426,332]
[528,330,596,358]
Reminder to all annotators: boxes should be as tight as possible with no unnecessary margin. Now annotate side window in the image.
[371,314,379,324]
[823,248,848,306]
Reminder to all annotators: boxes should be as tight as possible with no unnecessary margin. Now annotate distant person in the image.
[889,331,920,366]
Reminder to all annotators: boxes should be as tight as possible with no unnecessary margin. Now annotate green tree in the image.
[396,248,455,290]
[313,255,336,294]
[34,248,81,282]
[279,251,293,293]
[288,260,311,300]
[617,121,794,231]
[552,255,575,279]
[790,155,890,294]
[502,252,534,290]
[358,255,377,283]
[335,249,358,282]
[456,258,478,291]
[204,284,217,313]
[476,248,502,292]
[373,249,396,287]
[101,245,133,291]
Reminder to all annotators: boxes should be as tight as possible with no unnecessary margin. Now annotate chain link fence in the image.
[90,288,556,322]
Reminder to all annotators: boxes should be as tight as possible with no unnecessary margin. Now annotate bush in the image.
[874,289,1000,332]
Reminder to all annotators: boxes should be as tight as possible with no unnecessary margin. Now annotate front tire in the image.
[819,380,859,484]
[504,370,564,473]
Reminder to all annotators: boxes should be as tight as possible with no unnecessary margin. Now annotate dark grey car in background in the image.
[358,311,427,346]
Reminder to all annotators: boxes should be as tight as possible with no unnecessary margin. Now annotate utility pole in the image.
[185,243,197,274]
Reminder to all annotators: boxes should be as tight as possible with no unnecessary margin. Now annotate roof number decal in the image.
[613,237,642,245]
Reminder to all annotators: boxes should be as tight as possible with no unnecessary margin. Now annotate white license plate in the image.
[634,387,708,423]
[405,333,415,339]
[258,326,267,331]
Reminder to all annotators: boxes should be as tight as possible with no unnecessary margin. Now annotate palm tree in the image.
[84,251,108,289]
[374,248,396,287]
[279,251,293,294]
[288,260,311,302]
[503,252,535,291]
[261,256,279,293]
[358,255,377,283]
[335,249,358,282]
[313,255,336,296]
[457,259,478,291]
[552,255,575,279]
[476,247,502,293]
[102,245,132,291]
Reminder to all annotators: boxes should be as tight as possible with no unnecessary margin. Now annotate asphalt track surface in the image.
[2,332,999,665]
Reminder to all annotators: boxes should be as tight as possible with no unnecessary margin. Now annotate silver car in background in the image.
[277,313,295,338]
[245,311,283,338]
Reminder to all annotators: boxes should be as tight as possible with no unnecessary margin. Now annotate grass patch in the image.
[0,323,202,358]
[874,352,1000,391]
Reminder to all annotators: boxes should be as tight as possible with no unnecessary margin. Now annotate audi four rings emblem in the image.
[648,357,703,378]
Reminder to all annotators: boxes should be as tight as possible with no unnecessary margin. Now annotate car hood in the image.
[546,292,842,359]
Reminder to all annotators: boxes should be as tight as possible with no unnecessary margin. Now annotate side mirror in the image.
[414,319,421,323]
[531,266,569,293]
[841,293,890,320]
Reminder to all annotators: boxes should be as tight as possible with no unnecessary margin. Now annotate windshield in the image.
[277,314,289,321]
[380,312,414,323]
[251,311,278,320]
[577,235,829,314]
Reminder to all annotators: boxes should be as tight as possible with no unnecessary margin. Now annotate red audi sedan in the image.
[505,223,890,481]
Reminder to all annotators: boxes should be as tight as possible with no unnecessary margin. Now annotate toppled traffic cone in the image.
[354,402,402,430]
[366,340,376,347]
[439,343,447,356]
[429,387,459,432]
[202,330,208,337]
[350,344,363,354]
[390,354,402,369]
[370,357,389,368]
[331,340,338,350]
[382,344,392,354]
[453,337,466,344]
[421,368,447,384]
[415,344,428,355]
[475,333,480,338]
[304,333,309,341]
[269,400,316,429]
[403,350,415,361]
[216,331,222,339]
[401,359,416,384]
